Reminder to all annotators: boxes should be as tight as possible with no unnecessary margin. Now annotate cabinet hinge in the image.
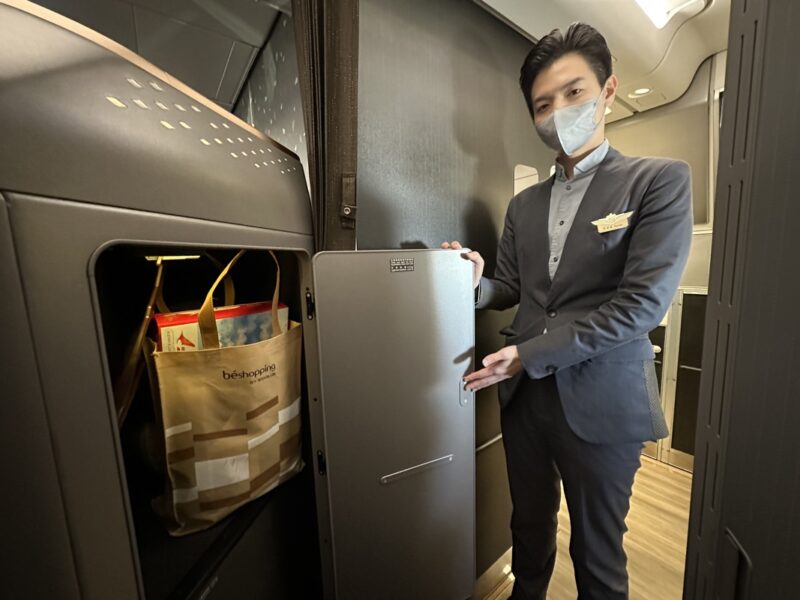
[316,450,327,476]
[340,173,357,229]
[305,288,315,320]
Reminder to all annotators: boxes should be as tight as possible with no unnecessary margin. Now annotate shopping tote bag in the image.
[147,250,303,535]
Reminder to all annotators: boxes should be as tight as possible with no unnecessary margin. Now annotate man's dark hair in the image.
[519,23,613,117]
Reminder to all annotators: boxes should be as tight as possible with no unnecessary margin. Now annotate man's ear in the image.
[604,74,619,107]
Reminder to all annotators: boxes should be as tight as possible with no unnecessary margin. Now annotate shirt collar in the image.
[554,139,610,182]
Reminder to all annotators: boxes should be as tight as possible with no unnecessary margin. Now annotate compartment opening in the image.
[93,244,321,599]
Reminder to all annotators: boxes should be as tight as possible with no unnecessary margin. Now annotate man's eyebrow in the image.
[533,77,586,105]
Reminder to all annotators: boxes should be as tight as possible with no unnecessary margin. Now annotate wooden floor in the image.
[485,457,692,600]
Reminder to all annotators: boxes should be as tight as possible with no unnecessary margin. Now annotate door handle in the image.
[379,454,454,485]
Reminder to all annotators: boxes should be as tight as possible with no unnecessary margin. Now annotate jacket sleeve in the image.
[517,160,693,379]
[475,196,521,311]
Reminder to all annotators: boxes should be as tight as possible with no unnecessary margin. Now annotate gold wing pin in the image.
[592,211,634,233]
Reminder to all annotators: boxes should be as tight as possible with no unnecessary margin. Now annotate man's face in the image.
[530,52,616,125]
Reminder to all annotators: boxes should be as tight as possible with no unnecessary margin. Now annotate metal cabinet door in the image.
[312,249,476,600]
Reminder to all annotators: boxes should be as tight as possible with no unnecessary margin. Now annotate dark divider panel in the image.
[355,0,554,578]
[686,0,800,597]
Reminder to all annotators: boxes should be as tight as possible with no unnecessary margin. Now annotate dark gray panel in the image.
[0,5,311,235]
[357,0,548,580]
[357,0,551,251]
[0,195,81,599]
[129,0,278,47]
[7,193,313,599]
[133,6,235,100]
[32,0,137,49]
[684,0,774,597]
[476,439,512,576]
[313,250,475,600]
[217,40,256,105]
[695,0,800,596]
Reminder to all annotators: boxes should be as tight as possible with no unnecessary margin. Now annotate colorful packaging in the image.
[154,302,289,352]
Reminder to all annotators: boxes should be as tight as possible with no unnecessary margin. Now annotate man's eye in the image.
[536,105,549,113]
[569,88,583,97]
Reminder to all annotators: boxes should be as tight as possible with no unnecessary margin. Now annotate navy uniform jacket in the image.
[476,147,693,444]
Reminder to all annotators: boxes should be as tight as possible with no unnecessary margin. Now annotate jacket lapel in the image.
[547,147,628,302]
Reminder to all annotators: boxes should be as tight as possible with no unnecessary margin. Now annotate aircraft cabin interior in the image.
[2,0,798,599]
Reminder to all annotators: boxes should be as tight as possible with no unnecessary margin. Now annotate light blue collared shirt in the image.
[547,139,610,280]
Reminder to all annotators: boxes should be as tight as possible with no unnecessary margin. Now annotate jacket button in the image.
[546,366,556,374]
[547,310,557,318]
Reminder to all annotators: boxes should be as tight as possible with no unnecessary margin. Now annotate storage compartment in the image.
[93,244,321,599]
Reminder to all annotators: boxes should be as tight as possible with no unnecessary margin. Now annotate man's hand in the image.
[464,345,522,391]
[441,240,484,289]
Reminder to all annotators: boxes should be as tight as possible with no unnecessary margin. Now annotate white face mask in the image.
[534,90,606,156]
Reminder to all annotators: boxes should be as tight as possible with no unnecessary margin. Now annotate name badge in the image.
[592,211,634,234]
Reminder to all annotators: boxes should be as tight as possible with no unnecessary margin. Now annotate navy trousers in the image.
[501,375,643,599]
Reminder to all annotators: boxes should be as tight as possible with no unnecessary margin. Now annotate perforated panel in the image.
[684,0,767,596]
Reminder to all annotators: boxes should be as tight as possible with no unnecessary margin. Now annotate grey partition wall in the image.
[686,0,800,597]
[355,0,552,582]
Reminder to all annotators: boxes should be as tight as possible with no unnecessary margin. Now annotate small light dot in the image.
[126,78,142,88]
[155,101,169,110]
[262,161,269,166]
[271,160,275,164]
[210,123,219,129]
[240,152,247,157]
[238,137,244,143]
[174,103,186,111]
[150,81,164,91]
[201,138,211,145]
[247,137,253,142]
[259,148,265,154]
[160,120,175,130]
[230,152,238,158]
[214,138,223,144]
[281,170,285,174]
[250,150,257,155]
[254,163,261,168]
[106,96,126,108]
[267,148,272,153]
[227,138,235,144]
[133,99,149,109]
[191,105,201,112]
[179,121,191,129]
[222,123,230,129]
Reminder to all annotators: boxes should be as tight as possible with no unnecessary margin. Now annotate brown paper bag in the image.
[147,250,303,535]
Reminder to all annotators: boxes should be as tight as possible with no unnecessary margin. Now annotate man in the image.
[443,23,692,599]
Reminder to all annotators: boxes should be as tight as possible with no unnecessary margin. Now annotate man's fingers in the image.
[450,241,463,250]
[482,351,504,368]
[464,360,510,384]
[465,373,507,392]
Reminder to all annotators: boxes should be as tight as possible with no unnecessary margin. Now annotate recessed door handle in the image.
[379,454,454,485]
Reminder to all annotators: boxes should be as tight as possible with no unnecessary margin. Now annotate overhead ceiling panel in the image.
[474,0,730,117]
[129,0,278,47]
[30,0,280,111]
[33,0,137,48]
[134,6,235,100]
